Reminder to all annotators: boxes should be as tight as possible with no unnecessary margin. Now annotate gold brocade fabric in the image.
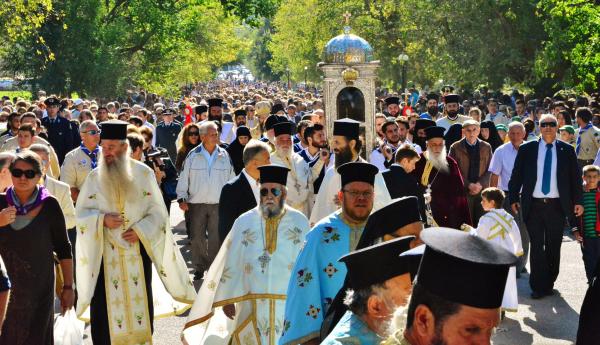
[339,212,366,250]
[421,160,434,187]
[264,210,286,254]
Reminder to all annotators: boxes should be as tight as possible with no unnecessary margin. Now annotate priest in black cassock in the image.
[410,126,471,228]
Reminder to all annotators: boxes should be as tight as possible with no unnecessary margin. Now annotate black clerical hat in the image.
[333,118,360,139]
[236,126,251,138]
[444,94,460,104]
[258,164,290,185]
[234,109,247,117]
[426,93,439,102]
[273,121,293,137]
[418,228,518,309]
[195,105,208,114]
[425,126,445,140]
[337,162,378,187]
[385,96,400,106]
[207,98,223,108]
[100,120,128,140]
[265,114,281,131]
[271,103,285,114]
[414,119,436,132]
[44,96,61,107]
[340,236,422,289]
[356,197,422,249]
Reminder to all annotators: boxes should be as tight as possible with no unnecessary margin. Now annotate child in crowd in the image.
[559,125,576,147]
[462,187,523,312]
[574,165,600,284]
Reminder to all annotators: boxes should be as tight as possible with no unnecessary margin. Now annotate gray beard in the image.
[426,147,450,174]
[98,150,135,207]
[276,146,292,160]
[260,197,286,219]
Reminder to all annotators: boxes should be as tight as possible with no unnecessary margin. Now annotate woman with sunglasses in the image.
[0,151,73,343]
[175,123,201,172]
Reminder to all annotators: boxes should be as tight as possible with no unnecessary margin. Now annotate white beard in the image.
[98,150,135,207]
[425,147,450,174]
[275,146,292,160]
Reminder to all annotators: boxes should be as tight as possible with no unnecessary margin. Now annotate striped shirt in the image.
[582,190,598,238]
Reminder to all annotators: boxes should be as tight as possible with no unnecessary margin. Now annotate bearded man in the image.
[435,94,471,132]
[280,162,379,345]
[270,121,319,216]
[75,120,195,345]
[182,165,310,345]
[410,126,471,228]
[309,119,391,225]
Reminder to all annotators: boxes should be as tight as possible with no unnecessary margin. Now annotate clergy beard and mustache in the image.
[275,145,292,160]
[334,145,354,169]
[260,194,286,218]
[426,146,450,173]
[98,149,135,206]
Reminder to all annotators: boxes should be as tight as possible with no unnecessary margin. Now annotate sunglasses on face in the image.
[260,187,282,197]
[11,169,38,179]
[82,130,101,135]
[540,122,557,128]
[188,132,200,136]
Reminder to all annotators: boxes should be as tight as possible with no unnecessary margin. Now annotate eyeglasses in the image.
[342,189,374,199]
[540,122,557,128]
[260,187,282,197]
[188,132,200,136]
[82,130,101,135]
[10,169,38,179]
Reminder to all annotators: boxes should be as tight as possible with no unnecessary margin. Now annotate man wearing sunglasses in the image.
[281,162,379,345]
[60,120,101,203]
[509,113,583,299]
[183,164,310,345]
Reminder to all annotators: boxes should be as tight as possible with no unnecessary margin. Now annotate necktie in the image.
[542,143,553,195]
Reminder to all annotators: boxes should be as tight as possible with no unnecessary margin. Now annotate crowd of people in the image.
[0,81,597,344]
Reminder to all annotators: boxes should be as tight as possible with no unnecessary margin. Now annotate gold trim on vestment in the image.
[269,299,276,345]
[421,160,434,187]
[182,294,287,330]
[282,331,320,345]
[265,210,286,254]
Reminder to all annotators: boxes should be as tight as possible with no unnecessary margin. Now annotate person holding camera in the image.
[128,132,178,214]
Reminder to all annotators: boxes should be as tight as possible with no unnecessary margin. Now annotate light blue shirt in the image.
[200,146,218,170]
[489,141,520,191]
[533,140,559,198]
[321,311,381,345]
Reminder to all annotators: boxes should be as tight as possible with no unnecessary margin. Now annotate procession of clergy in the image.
[5,90,599,345]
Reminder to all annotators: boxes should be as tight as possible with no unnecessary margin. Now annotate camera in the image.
[145,147,169,171]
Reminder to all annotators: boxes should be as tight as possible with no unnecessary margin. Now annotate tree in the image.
[535,0,600,92]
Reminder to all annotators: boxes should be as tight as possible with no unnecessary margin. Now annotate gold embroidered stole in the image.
[264,210,286,254]
[340,213,366,250]
[103,188,152,344]
[421,160,434,187]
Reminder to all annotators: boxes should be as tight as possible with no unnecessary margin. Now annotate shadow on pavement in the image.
[493,316,534,345]
[521,289,579,342]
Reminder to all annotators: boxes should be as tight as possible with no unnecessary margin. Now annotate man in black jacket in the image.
[42,96,80,164]
[509,113,583,299]
[217,140,271,243]
[382,144,427,223]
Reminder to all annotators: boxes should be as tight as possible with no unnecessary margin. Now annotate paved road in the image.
[80,204,586,344]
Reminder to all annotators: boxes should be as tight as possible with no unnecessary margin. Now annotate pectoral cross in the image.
[258,251,271,273]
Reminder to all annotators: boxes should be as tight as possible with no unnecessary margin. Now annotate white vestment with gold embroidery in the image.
[75,160,196,344]
[182,205,309,345]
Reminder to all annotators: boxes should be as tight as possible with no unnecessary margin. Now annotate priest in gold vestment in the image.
[182,164,310,345]
[75,120,196,345]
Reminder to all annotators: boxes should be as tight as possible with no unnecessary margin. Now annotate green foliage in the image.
[535,0,600,91]
[0,90,34,101]
[220,0,281,26]
[0,0,247,98]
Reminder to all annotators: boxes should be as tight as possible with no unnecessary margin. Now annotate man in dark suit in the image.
[509,114,583,299]
[155,108,182,162]
[218,140,272,243]
[42,96,80,164]
[383,144,427,223]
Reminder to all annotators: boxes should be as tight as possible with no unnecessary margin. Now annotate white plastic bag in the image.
[53,309,84,345]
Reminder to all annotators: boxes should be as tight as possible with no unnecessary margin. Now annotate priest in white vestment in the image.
[75,120,196,345]
[310,119,391,225]
[182,164,310,345]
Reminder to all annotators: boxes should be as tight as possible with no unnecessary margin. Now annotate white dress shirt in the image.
[488,142,520,191]
[533,140,559,198]
[242,169,260,204]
